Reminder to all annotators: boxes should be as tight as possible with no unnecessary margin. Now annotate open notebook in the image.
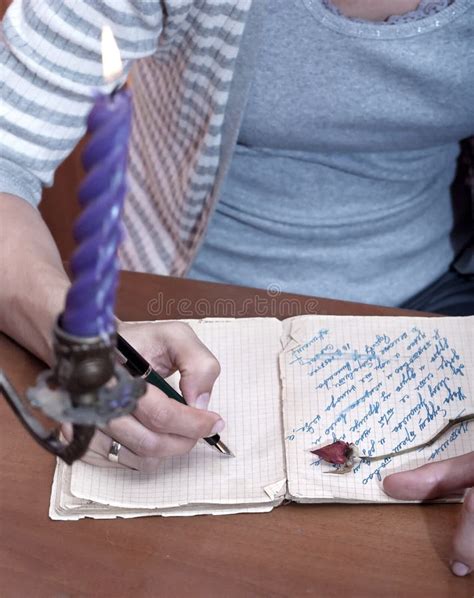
[50,315,474,519]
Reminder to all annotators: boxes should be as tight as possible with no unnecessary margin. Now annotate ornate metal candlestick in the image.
[0,27,146,464]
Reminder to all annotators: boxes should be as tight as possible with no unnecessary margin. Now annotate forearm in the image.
[0,2,165,362]
[0,193,70,365]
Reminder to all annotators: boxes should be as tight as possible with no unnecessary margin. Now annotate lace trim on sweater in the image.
[322,0,455,25]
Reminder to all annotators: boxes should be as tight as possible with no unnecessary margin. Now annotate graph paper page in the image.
[70,318,285,511]
[50,458,278,519]
[281,315,474,503]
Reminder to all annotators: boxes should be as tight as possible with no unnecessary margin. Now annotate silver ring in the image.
[108,440,122,463]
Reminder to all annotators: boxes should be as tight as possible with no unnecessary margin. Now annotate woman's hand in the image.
[63,321,223,472]
[383,452,474,577]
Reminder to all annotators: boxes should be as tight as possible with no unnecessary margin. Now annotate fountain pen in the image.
[116,334,234,457]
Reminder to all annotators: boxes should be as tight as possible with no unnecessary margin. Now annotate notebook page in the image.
[281,315,474,503]
[50,459,276,520]
[69,318,285,512]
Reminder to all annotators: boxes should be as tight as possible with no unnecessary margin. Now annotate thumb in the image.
[383,452,474,500]
[178,357,221,410]
[383,452,474,578]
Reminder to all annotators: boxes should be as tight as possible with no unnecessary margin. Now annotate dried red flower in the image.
[310,440,355,465]
[309,415,474,475]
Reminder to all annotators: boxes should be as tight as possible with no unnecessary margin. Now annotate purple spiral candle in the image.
[61,88,132,338]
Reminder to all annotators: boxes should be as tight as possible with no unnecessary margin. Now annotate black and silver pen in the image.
[116,333,234,457]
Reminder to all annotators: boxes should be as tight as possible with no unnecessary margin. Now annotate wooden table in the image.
[1,273,472,597]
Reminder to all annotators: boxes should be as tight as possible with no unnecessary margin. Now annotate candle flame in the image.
[101,25,123,83]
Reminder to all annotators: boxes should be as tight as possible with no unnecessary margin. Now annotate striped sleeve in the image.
[0,0,163,206]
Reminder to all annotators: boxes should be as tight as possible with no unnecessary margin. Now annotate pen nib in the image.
[212,439,235,458]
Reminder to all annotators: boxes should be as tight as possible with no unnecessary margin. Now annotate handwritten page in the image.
[52,318,286,519]
[281,315,474,503]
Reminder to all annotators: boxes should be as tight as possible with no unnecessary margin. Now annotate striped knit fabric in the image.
[0,0,252,275]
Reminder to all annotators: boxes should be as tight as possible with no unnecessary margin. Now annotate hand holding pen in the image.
[116,332,234,456]
[62,321,233,470]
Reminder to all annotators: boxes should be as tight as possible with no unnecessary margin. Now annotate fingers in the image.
[383,452,474,500]
[451,488,474,576]
[133,384,225,439]
[80,429,164,473]
[104,410,197,457]
[62,420,197,473]
[383,453,474,577]
[61,390,219,472]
